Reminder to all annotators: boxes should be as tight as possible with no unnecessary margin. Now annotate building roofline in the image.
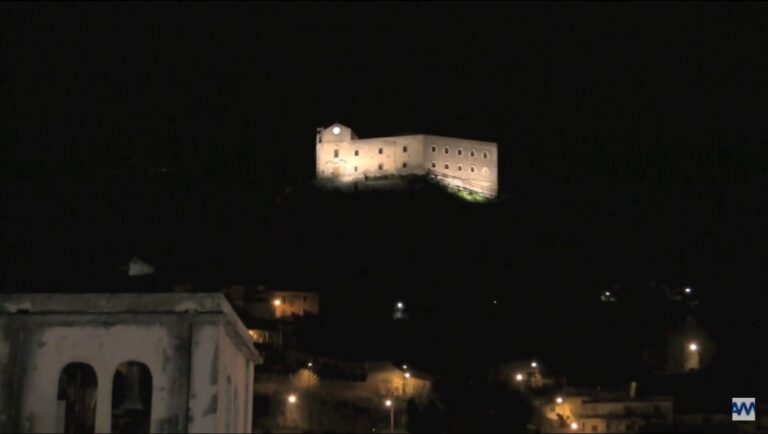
[0,292,262,362]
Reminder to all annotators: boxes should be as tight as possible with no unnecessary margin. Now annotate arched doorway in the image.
[57,362,98,433]
[111,361,152,433]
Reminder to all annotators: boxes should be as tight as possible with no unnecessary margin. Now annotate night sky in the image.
[2,2,767,383]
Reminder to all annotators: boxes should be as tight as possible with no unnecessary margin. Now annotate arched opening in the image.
[57,362,98,434]
[111,362,152,434]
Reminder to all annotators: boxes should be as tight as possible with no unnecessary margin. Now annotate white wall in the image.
[18,322,186,433]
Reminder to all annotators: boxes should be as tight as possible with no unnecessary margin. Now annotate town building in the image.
[539,387,674,433]
[316,123,499,197]
[0,293,261,433]
[252,358,432,433]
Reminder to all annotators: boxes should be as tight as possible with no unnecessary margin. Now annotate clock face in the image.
[332,126,341,135]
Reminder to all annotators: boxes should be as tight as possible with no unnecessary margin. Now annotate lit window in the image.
[403,146,408,153]
[378,148,383,155]
[483,151,488,159]
[378,163,383,170]
[470,166,476,173]
[444,147,450,155]
[333,149,339,158]
[457,148,463,156]
[354,150,359,156]
[470,150,476,157]
[431,145,436,153]
[431,162,436,168]
[444,163,450,170]
[457,164,462,171]
[402,162,407,168]
[482,167,489,175]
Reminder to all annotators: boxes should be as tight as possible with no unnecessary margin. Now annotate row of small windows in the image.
[335,146,408,158]
[430,162,490,174]
[430,145,488,159]
[353,162,409,172]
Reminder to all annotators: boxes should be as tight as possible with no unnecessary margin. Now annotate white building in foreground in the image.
[0,293,262,434]
[316,123,499,197]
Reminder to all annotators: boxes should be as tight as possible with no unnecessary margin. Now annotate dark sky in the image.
[1,2,768,299]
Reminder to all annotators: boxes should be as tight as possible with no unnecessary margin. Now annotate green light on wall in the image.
[451,188,488,203]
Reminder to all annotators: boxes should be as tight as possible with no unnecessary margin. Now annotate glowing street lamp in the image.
[396,301,404,310]
[385,399,395,432]
[531,361,538,368]
[307,362,313,368]
[273,298,282,307]
[684,287,692,294]
[556,396,564,404]
[570,421,579,430]
[402,364,408,370]
[287,394,297,404]
[404,372,411,379]
[515,373,524,382]
[688,342,699,352]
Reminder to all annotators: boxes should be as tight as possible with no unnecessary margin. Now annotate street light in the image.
[531,361,538,368]
[688,342,699,352]
[515,373,524,382]
[385,399,394,432]
[307,362,313,368]
[404,372,411,379]
[402,364,408,370]
[273,298,282,307]
[684,287,692,294]
[396,301,404,310]
[556,396,564,404]
[570,421,579,430]
[287,394,297,404]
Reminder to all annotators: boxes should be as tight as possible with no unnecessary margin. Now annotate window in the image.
[378,148,383,155]
[483,151,488,159]
[58,362,98,434]
[402,162,407,168]
[482,167,490,175]
[112,362,152,433]
[444,147,450,155]
[457,164,463,171]
[431,162,436,168]
[457,148,463,156]
[470,166,476,173]
[378,163,383,171]
[354,150,359,156]
[431,145,436,153]
[354,166,358,172]
[402,146,408,153]
[333,149,339,158]
[470,150,476,157]
[444,163,450,170]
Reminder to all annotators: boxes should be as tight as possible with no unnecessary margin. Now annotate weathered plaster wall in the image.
[0,317,12,432]
[187,320,255,433]
[5,315,190,433]
[0,293,260,434]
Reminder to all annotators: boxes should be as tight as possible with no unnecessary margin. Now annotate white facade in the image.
[315,124,499,197]
[0,293,262,434]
